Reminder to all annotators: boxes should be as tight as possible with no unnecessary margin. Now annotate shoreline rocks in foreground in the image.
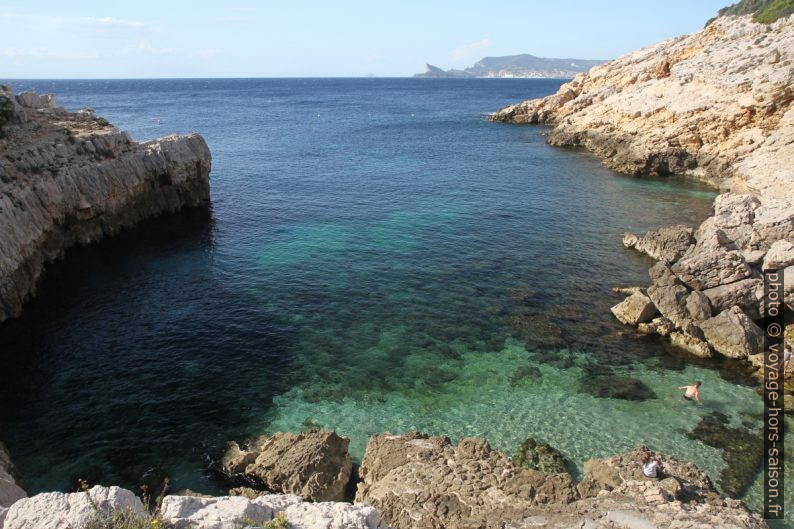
[490,14,794,384]
[0,85,211,323]
[0,431,768,529]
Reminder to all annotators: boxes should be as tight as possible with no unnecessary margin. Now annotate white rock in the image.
[160,494,389,529]
[3,485,144,529]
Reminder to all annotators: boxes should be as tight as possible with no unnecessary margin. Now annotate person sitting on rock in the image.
[678,381,701,402]
[642,452,663,478]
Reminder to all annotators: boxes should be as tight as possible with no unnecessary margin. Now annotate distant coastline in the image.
[414,53,604,79]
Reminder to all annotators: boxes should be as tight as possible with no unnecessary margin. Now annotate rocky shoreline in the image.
[0,430,770,529]
[490,14,794,404]
[0,85,211,322]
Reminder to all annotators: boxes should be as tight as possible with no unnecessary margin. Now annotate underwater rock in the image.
[507,310,566,350]
[512,437,568,474]
[509,365,543,387]
[686,412,763,498]
[578,366,656,401]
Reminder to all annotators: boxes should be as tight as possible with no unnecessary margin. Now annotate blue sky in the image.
[0,1,729,78]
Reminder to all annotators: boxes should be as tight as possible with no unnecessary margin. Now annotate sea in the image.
[0,78,790,525]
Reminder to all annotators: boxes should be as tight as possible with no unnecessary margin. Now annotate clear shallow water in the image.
[0,78,790,522]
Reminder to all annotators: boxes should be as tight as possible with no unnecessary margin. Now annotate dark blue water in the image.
[1,78,780,516]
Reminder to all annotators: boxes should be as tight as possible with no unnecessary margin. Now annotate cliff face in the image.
[0,86,211,322]
[491,15,794,369]
[491,15,793,194]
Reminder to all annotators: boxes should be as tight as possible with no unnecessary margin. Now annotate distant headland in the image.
[414,54,605,79]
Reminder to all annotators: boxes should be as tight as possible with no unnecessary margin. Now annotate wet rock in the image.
[611,292,658,325]
[762,239,794,270]
[687,412,762,498]
[699,306,764,359]
[4,485,144,529]
[625,224,694,263]
[221,430,352,502]
[512,437,568,474]
[703,278,764,320]
[671,249,752,290]
[612,286,644,296]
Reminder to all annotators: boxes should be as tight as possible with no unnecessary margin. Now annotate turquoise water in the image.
[0,79,789,524]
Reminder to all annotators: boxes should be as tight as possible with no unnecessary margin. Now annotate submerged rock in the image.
[512,437,568,474]
[687,412,763,498]
[222,430,352,502]
[579,366,657,401]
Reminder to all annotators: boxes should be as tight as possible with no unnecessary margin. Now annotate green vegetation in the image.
[709,0,794,24]
[81,479,172,529]
[238,513,291,529]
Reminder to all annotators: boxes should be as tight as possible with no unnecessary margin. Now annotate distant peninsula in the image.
[414,54,605,79]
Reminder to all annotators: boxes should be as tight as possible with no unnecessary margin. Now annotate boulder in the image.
[626,224,694,263]
[0,442,26,508]
[355,433,579,529]
[710,193,759,249]
[3,486,144,529]
[703,278,764,320]
[684,290,712,321]
[160,494,388,529]
[671,248,752,290]
[762,239,794,270]
[610,292,658,325]
[512,437,568,474]
[749,198,794,251]
[222,430,352,502]
[699,306,764,359]
[647,282,690,328]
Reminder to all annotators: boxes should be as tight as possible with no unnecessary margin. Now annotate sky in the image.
[0,1,730,78]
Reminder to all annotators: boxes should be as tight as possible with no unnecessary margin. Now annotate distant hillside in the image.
[414,54,605,79]
[709,0,794,24]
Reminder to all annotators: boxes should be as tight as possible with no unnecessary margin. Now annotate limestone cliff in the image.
[491,15,793,194]
[0,86,211,322]
[491,15,794,369]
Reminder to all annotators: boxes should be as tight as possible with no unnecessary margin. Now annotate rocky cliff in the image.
[491,15,794,372]
[0,85,211,323]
